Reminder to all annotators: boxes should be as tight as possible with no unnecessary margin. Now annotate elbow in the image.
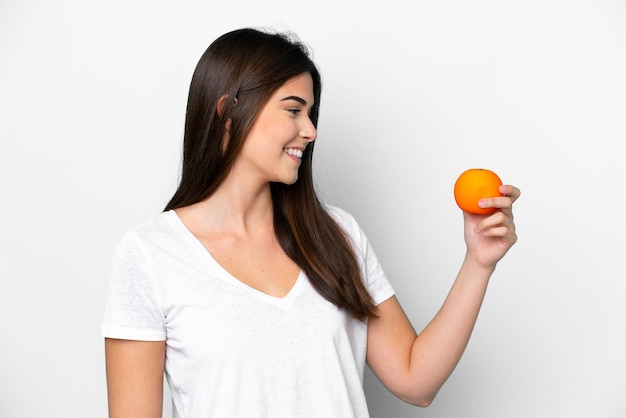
[416,398,434,408]
[404,396,434,408]
[397,387,439,408]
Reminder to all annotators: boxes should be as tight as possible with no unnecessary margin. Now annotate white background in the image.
[1,0,625,417]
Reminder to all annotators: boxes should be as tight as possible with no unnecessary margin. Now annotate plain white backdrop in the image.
[1,0,625,417]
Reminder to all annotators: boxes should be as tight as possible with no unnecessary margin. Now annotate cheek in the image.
[263,124,295,150]
[244,118,294,156]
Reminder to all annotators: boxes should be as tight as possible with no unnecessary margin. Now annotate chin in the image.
[284,177,298,185]
[272,169,300,186]
[280,174,299,185]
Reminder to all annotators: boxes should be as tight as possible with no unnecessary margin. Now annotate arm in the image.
[105,338,166,418]
[367,185,520,407]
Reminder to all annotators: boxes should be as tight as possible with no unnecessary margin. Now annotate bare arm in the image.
[367,185,520,406]
[105,338,166,418]
[367,261,491,406]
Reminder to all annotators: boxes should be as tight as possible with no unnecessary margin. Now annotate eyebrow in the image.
[280,95,309,106]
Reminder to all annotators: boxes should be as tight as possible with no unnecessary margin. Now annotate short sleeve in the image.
[359,228,395,305]
[325,205,395,306]
[101,232,166,341]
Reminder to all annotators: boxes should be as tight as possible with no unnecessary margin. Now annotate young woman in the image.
[102,28,520,418]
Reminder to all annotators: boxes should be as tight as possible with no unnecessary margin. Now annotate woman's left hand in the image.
[463,184,521,270]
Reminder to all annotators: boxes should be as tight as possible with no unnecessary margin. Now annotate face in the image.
[232,73,317,186]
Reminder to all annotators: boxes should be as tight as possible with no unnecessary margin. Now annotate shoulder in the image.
[323,205,394,302]
[323,204,365,245]
[121,211,178,241]
[323,204,357,228]
[113,211,180,257]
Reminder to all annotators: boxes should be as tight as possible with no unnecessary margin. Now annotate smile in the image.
[284,148,303,158]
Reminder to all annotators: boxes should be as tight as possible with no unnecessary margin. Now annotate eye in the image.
[287,108,301,115]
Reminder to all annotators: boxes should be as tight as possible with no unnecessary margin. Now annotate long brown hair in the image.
[165,28,376,320]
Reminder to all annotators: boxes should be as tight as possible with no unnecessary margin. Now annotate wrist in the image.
[462,253,496,280]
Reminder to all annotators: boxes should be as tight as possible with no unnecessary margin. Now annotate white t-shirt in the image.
[101,205,394,418]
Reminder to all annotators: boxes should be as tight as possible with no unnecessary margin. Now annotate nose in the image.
[301,116,317,143]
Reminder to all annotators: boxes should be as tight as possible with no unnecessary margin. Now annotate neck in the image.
[191,175,274,235]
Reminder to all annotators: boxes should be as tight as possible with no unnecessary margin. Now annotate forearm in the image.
[406,255,494,403]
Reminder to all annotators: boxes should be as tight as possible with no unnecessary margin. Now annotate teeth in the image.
[285,148,303,158]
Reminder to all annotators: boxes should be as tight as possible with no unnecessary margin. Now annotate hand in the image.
[462,184,520,270]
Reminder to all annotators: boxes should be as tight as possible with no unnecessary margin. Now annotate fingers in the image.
[474,211,512,233]
[475,217,516,238]
[478,184,520,211]
[469,183,520,236]
[473,207,517,244]
[464,184,520,267]
[500,184,521,202]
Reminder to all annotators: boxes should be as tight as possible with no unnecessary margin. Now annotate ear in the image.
[217,95,237,134]
[216,95,238,117]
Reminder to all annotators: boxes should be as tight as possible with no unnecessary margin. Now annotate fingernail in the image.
[478,200,487,208]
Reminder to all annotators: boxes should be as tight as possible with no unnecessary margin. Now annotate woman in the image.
[102,28,520,418]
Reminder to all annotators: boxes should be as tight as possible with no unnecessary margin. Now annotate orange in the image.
[454,168,503,215]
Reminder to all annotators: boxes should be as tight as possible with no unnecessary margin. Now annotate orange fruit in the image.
[454,168,503,215]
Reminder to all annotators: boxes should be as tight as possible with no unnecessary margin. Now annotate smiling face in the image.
[232,72,317,186]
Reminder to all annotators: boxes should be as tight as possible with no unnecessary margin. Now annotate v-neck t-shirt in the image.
[101,205,394,418]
